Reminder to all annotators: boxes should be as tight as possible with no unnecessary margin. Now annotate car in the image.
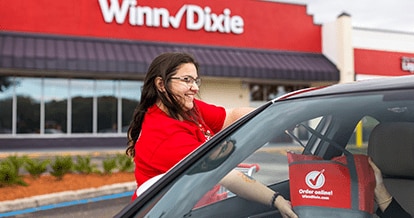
[115,75,414,218]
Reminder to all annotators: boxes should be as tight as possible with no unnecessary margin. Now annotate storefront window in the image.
[44,78,68,134]
[97,80,118,133]
[71,79,93,133]
[0,77,142,136]
[0,77,14,134]
[16,78,41,134]
[120,81,141,132]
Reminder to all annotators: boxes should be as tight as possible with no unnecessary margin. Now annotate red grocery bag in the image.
[287,152,375,218]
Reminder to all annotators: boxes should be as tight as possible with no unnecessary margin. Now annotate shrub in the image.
[24,158,50,178]
[0,160,27,187]
[102,156,117,174]
[116,153,134,172]
[50,156,73,180]
[73,155,99,174]
[5,154,28,176]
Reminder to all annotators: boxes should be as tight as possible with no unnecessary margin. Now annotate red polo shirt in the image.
[132,99,225,200]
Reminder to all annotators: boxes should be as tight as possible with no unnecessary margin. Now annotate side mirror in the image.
[188,140,235,174]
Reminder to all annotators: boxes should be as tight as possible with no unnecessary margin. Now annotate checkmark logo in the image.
[305,169,325,189]
[169,5,187,28]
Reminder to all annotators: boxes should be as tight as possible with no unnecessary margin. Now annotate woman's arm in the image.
[219,170,298,218]
[223,107,255,129]
[369,158,412,218]
[376,198,412,218]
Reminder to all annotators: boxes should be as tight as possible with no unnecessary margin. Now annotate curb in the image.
[0,182,136,213]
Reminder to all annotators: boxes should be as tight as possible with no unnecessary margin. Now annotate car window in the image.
[195,117,325,207]
[347,116,379,155]
[237,117,327,186]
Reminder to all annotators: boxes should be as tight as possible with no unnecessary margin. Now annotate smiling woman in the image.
[125,52,297,218]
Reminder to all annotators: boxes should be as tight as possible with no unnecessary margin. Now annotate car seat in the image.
[368,122,414,216]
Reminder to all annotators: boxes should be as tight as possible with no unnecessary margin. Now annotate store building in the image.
[0,0,412,148]
[321,14,414,82]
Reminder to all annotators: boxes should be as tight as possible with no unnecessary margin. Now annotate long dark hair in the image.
[126,52,201,157]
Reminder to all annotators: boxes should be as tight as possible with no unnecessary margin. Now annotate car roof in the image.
[284,75,414,100]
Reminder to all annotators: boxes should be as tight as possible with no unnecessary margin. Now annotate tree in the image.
[0,77,13,92]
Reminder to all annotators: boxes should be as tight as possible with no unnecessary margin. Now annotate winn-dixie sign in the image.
[98,0,244,34]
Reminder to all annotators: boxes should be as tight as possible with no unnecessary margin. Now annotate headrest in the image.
[368,122,414,178]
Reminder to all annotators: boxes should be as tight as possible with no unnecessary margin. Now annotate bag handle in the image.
[294,123,359,210]
[297,123,351,156]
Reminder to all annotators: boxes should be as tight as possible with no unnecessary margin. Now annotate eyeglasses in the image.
[170,76,201,87]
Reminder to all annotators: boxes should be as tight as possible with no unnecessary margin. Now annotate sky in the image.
[269,0,414,33]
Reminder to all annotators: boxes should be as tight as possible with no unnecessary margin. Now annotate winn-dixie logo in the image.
[299,169,333,200]
[98,0,244,34]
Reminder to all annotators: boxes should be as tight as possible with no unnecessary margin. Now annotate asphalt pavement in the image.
[0,148,136,217]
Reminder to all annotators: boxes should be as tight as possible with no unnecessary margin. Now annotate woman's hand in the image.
[274,195,298,218]
[369,157,384,185]
[368,157,393,211]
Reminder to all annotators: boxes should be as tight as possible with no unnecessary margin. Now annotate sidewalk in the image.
[0,149,135,216]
